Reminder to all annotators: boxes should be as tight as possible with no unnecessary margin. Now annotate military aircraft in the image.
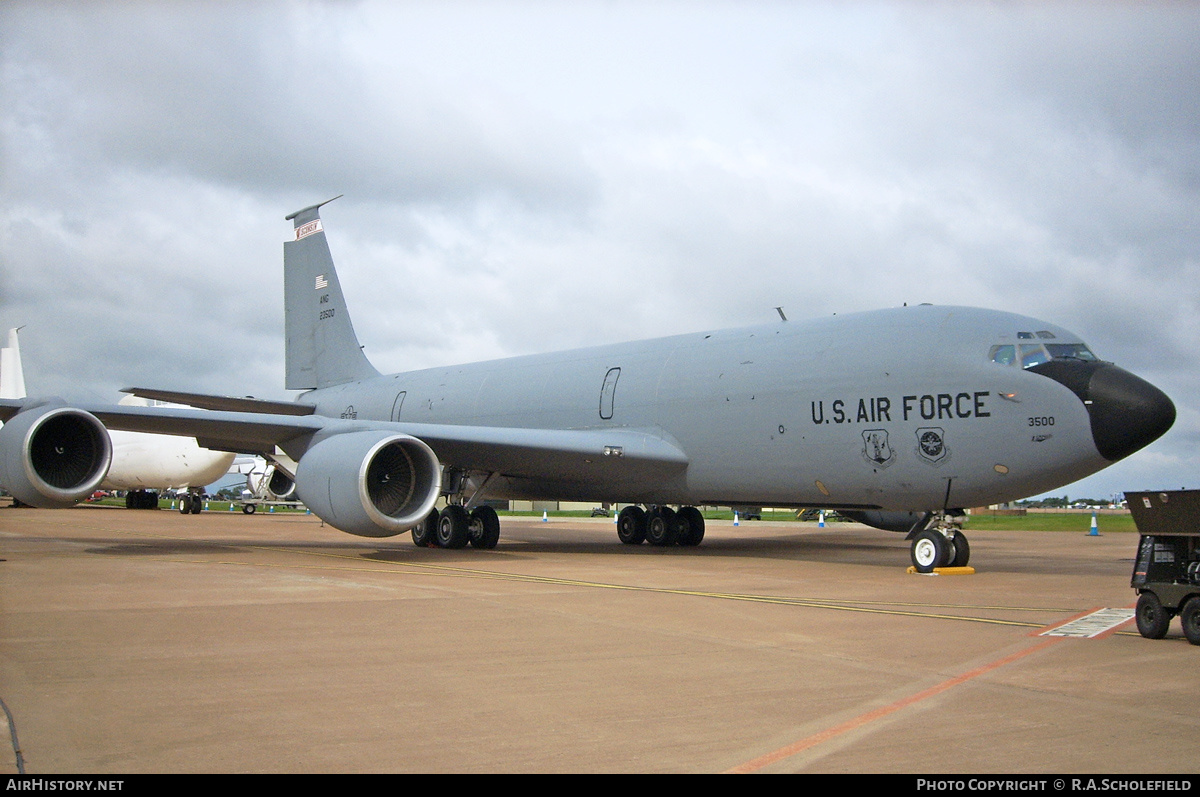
[0,198,1175,571]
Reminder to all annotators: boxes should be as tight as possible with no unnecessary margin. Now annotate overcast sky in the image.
[2,1,1198,501]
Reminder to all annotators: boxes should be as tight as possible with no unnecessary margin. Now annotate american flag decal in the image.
[315,275,329,290]
[295,219,323,240]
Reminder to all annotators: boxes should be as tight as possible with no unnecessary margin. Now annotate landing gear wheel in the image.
[645,506,679,546]
[178,494,192,514]
[910,529,949,573]
[1179,596,1200,646]
[412,507,438,547]
[617,506,647,545]
[1135,591,1171,640]
[437,505,470,549]
[676,506,705,546]
[469,506,501,549]
[190,495,203,514]
[242,503,256,514]
[948,530,970,568]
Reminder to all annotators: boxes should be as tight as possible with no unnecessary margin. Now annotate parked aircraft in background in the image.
[105,395,236,512]
[1,328,26,400]
[0,327,234,513]
[0,199,1175,571]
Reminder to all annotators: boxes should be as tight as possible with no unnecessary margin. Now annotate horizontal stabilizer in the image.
[121,387,316,416]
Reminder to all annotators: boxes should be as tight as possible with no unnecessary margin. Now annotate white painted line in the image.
[1040,608,1135,638]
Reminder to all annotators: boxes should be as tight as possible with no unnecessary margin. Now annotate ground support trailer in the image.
[1127,489,1200,645]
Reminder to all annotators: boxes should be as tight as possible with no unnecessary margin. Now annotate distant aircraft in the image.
[0,327,234,512]
[0,199,1175,570]
[0,327,26,400]
[105,395,237,512]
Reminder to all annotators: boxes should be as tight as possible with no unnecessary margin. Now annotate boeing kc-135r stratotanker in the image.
[0,198,1176,571]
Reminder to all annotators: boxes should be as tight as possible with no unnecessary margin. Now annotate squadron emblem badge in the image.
[915,427,950,465]
[861,429,895,469]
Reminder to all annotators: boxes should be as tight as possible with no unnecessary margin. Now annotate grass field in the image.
[959,512,1137,533]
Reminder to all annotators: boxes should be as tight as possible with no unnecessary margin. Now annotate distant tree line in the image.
[1016,495,1120,509]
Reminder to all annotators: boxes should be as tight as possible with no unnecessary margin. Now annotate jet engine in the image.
[0,402,113,508]
[293,430,441,537]
[266,467,296,500]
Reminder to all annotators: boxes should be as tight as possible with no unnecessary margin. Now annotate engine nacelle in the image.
[266,468,296,500]
[294,430,441,537]
[0,402,113,509]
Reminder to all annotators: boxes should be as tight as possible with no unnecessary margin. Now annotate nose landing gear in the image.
[909,512,970,573]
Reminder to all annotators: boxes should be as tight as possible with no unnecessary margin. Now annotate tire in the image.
[190,496,203,514]
[1179,596,1200,646]
[645,506,678,546]
[412,507,438,546]
[948,531,970,568]
[1135,591,1171,640]
[437,505,470,549]
[677,506,705,546]
[910,529,948,573]
[617,506,646,545]
[469,506,501,549]
[178,495,191,514]
[242,503,256,514]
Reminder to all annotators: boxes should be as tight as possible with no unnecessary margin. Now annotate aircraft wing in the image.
[0,397,688,485]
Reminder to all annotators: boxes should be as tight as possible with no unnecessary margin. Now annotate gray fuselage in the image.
[299,304,1109,512]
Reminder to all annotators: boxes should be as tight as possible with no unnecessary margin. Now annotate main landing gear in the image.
[177,490,204,514]
[411,467,503,550]
[617,505,705,547]
[909,512,970,573]
[411,504,501,550]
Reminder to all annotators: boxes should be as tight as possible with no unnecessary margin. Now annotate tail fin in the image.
[0,327,27,399]
[284,197,380,390]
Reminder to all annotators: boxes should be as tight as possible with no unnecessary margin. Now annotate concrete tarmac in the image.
[1,503,1197,774]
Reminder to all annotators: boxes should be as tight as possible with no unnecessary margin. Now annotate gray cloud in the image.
[2,0,1197,500]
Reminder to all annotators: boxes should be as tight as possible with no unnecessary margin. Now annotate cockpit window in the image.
[1045,343,1097,361]
[1020,344,1050,368]
[991,340,1098,368]
[989,345,1016,365]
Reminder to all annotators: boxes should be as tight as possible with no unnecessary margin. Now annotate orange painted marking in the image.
[725,637,1062,773]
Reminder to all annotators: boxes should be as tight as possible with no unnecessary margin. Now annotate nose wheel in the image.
[910,521,970,573]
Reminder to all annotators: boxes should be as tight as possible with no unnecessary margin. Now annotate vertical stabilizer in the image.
[0,327,27,399]
[284,198,380,390]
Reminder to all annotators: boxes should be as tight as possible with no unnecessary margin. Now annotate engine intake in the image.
[0,402,113,508]
[266,468,296,499]
[294,431,441,537]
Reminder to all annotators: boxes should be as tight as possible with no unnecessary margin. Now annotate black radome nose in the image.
[1086,364,1175,461]
[1030,360,1175,461]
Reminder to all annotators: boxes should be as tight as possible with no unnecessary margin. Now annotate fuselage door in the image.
[391,391,406,421]
[600,368,620,420]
